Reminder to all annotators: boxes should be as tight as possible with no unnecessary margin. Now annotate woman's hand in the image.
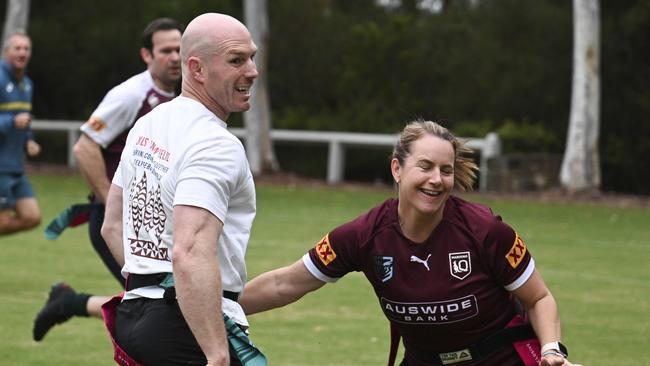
[540,354,583,366]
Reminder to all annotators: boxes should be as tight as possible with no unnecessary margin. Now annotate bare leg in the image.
[87,295,112,318]
[0,197,41,235]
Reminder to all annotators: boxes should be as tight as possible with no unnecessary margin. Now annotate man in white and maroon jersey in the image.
[240,120,582,366]
[33,17,183,342]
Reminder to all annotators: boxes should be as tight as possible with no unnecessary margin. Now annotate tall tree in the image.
[2,0,30,43]
[560,0,601,192]
[243,0,279,175]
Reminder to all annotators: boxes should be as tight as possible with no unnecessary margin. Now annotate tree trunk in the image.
[560,0,600,192]
[2,0,30,43]
[243,0,279,175]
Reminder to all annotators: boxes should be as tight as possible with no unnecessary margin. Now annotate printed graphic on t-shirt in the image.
[127,172,168,261]
[125,135,172,262]
[449,251,472,280]
[410,254,432,271]
[374,255,395,283]
[380,295,479,324]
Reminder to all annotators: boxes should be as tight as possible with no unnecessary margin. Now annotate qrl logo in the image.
[449,251,472,280]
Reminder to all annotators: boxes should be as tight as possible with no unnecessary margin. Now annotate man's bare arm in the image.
[73,133,110,203]
[173,205,229,366]
[102,184,124,267]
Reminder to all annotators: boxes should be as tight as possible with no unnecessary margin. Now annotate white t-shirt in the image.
[80,70,175,148]
[113,96,256,324]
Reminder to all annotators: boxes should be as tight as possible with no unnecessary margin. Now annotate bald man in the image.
[0,31,41,236]
[100,13,264,366]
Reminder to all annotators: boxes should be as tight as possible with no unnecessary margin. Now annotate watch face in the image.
[559,342,568,357]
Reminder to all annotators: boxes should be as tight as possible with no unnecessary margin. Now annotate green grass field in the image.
[1,174,648,365]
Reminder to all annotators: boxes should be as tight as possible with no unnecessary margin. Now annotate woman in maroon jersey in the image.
[240,120,582,366]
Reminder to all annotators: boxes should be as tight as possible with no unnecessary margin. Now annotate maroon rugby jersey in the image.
[102,89,174,180]
[81,71,175,182]
[304,196,535,366]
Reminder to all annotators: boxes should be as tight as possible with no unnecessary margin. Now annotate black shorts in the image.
[114,298,243,366]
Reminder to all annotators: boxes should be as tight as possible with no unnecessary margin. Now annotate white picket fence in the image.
[31,120,501,191]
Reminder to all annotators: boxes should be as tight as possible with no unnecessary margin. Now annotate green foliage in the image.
[496,120,561,153]
[2,0,649,193]
[454,119,561,153]
[30,131,69,163]
[1,174,648,365]
[23,0,243,119]
[452,120,495,137]
[599,0,650,194]
[274,143,329,179]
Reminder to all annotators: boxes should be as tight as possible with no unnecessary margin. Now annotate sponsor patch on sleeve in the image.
[505,233,527,269]
[86,116,107,132]
[315,234,337,266]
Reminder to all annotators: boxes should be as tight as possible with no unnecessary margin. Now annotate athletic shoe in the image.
[33,282,75,341]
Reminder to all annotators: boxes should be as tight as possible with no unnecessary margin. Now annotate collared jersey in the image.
[81,70,175,180]
[303,196,534,366]
[0,60,33,173]
[113,96,256,325]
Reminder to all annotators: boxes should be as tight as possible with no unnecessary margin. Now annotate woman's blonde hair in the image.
[392,120,478,191]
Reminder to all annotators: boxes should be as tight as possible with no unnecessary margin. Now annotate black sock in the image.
[64,293,92,317]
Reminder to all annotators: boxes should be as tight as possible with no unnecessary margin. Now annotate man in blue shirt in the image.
[0,31,41,236]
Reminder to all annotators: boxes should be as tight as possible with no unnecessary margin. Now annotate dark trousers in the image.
[115,298,243,366]
[88,204,124,287]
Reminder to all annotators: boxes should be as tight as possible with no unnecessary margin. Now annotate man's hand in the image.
[205,353,229,366]
[14,112,32,129]
[26,140,41,157]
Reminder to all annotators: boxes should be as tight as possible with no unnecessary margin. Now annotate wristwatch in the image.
[541,341,569,358]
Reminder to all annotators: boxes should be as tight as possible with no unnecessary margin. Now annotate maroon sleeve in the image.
[482,220,534,288]
[306,215,367,279]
